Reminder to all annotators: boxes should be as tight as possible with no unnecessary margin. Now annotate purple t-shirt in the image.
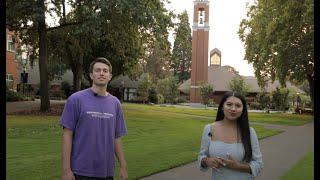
[60,88,127,178]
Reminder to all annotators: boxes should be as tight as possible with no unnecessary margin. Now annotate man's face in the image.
[90,62,112,87]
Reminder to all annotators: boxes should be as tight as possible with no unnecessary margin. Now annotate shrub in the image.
[271,87,290,111]
[200,83,214,107]
[207,99,216,107]
[228,75,250,96]
[137,73,152,103]
[249,102,262,110]
[157,76,179,104]
[61,81,71,98]
[6,88,29,102]
[148,87,158,104]
[49,90,66,100]
[256,92,271,109]
[176,96,187,104]
[157,94,165,104]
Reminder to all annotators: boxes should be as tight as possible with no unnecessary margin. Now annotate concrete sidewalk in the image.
[140,122,314,180]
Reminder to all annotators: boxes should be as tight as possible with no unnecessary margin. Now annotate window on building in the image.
[6,74,14,81]
[6,74,14,89]
[7,34,15,52]
[211,54,221,65]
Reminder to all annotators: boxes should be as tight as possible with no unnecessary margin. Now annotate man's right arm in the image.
[61,128,75,180]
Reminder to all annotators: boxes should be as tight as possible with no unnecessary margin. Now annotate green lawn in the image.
[249,113,313,126]
[281,150,314,180]
[7,103,312,180]
[124,103,314,126]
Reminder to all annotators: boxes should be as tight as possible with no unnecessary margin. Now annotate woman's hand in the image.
[218,154,240,170]
[204,157,225,171]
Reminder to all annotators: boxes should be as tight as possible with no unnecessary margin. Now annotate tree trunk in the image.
[72,53,83,92]
[38,0,50,112]
[307,74,314,111]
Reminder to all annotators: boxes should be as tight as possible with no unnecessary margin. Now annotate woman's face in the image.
[222,96,243,121]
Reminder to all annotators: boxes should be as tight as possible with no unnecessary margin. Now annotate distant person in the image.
[60,57,128,180]
[198,91,263,180]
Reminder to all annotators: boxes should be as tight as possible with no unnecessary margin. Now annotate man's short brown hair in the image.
[89,57,112,73]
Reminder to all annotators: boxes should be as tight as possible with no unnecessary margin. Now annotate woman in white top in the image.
[198,91,263,180]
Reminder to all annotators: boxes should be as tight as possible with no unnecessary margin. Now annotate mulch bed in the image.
[6,104,65,116]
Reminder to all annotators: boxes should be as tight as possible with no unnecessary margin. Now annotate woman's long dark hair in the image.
[215,91,252,162]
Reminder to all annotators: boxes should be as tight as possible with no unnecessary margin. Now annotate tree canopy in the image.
[238,0,314,108]
[228,75,250,96]
[6,0,174,110]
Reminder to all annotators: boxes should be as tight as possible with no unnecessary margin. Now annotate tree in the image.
[200,83,214,107]
[76,0,174,90]
[256,91,271,110]
[171,10,192,82]
[6,0,97,111]
[271,87,290,111]
[148,86,158,104]
[239,0,314,109]
[127,62,144,81]
[228,75,250,96]
[6,0,60,111]
[157,76,179,104]
[297,80,310,96]
[47,55,68,82]
[146,40,171,83]
[137,73,152,103]
[8,0,175,111]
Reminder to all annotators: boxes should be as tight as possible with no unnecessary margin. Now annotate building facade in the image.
[6,27,20,91]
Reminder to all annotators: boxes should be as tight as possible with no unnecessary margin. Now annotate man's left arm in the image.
[115,138,128,180]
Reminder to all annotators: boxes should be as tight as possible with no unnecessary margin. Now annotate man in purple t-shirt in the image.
[60,57,128,180]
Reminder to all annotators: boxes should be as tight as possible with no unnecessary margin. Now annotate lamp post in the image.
[296,93,300,108]
[296,92,301,114]
[20,53,28,95]
[120,80,124,103]
[21,67,27,94]
[16,46,31,94]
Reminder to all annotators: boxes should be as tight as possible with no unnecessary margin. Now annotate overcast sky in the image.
[166,0,255,76]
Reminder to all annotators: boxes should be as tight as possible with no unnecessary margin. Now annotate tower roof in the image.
[210,48,221,56]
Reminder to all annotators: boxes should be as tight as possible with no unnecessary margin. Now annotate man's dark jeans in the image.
[74,174,113,180]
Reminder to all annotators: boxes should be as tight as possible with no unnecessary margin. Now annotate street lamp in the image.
[296,93,300,108]
[296,92,301,114]
[21,58,28,94]
[21,67,28,94]
[119,80,125,103]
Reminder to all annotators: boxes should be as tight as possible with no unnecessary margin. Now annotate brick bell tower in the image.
[190,0,210,103]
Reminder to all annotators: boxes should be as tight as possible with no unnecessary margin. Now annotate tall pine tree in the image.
[172,10,192,82]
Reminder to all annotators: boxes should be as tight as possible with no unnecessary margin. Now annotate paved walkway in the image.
[140,122,314,180]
